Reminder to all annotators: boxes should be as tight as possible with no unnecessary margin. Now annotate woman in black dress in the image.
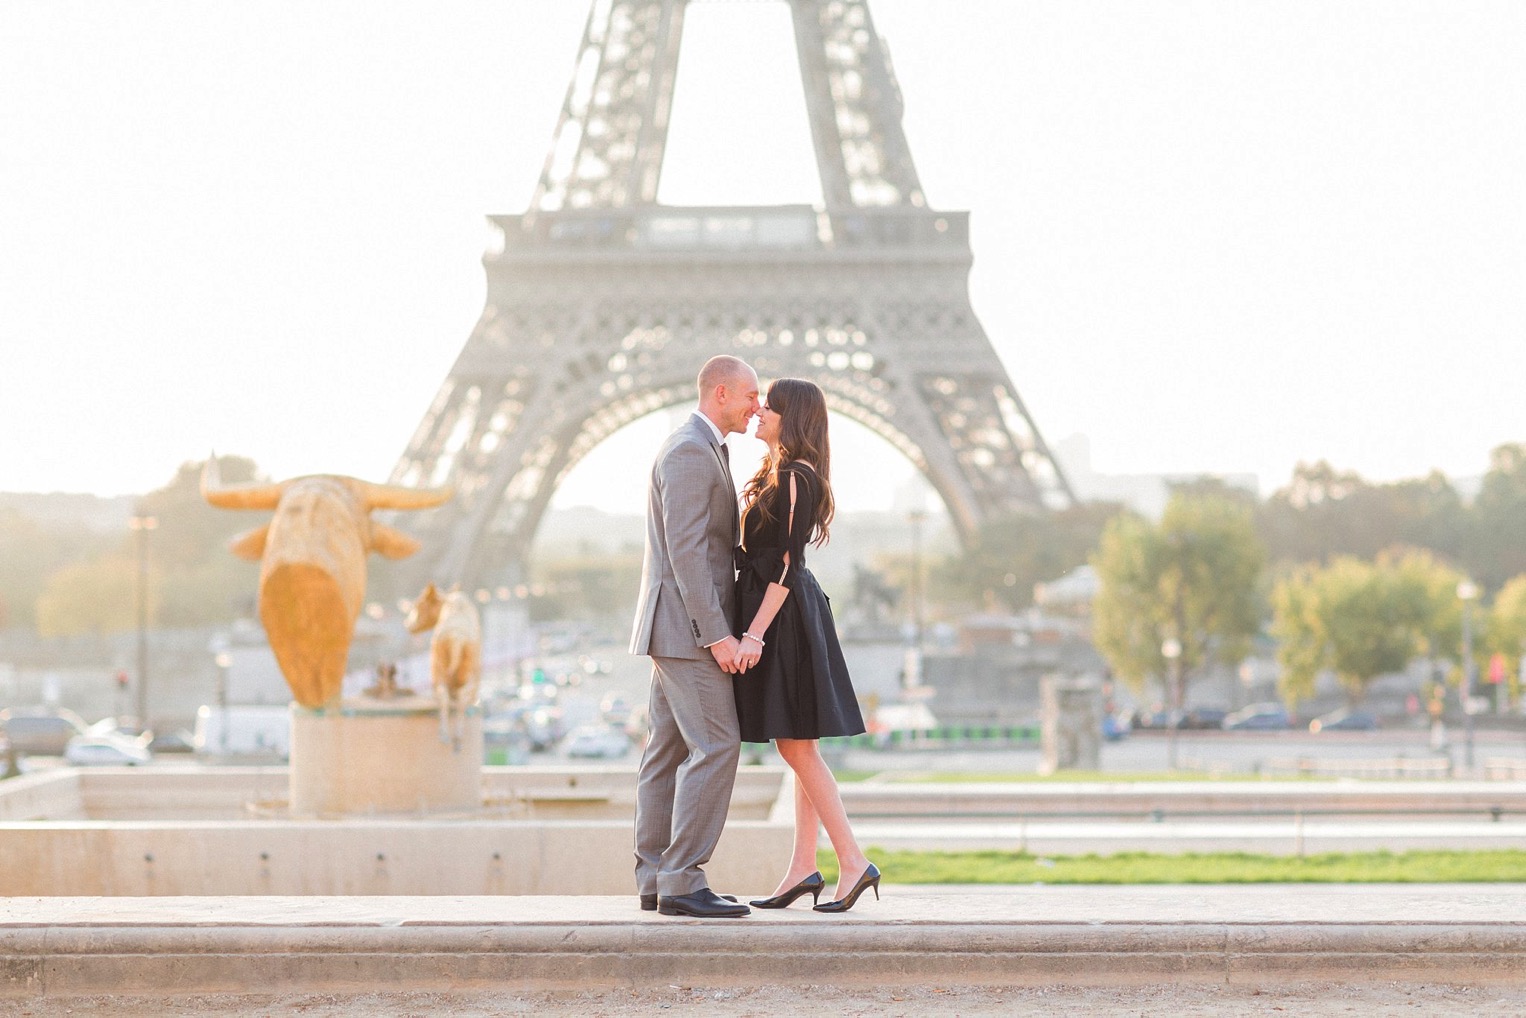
[731,378,879,913]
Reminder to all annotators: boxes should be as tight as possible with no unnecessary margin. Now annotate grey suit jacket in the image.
[629,414,739,660]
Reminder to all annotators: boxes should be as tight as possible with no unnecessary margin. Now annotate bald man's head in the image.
[696,355,760,437]
[697,355,751,394]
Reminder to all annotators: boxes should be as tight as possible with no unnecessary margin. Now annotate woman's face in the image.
[755,394,782,446]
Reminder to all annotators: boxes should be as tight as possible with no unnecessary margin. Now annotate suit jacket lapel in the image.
[689,415,739,546]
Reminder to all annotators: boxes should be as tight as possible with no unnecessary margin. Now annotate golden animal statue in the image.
[201,459,451,708]
[404,582,483,750]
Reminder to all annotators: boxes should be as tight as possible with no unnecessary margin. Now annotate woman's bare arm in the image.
[742,470,801,645]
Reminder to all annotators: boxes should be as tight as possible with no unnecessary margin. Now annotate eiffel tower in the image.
[391,0,1075,588]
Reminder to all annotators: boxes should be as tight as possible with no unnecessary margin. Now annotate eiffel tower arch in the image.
[392,0,1075,588]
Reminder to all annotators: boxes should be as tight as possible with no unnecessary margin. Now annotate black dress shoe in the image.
[641,892,736,911]
[657,888,750,918]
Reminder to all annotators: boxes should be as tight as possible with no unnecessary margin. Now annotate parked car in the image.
[1130,707,1171,730]
[1181,707,1229,730]
[564,724,630,759]
[148,728,197,754]
[64,733,152,767]
[1223,702,1292,731]
[487,700,563,752]
[598,693,631,726]
[1128,707,1224,731]
[536,706,569,751]
[0,707,89,756]
[1308,708,1379,733]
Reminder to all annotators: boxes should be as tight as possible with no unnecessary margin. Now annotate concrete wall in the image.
[0,818,788,896]
[0,765,793,896]
[0,769,83,821]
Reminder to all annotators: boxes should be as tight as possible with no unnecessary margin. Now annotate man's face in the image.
[721,371,761,435]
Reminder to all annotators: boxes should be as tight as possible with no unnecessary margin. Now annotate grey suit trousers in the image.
[634,654,742,897]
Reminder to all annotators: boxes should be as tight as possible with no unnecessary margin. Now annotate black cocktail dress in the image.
[733,463,866,744]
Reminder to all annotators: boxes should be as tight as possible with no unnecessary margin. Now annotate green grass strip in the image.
[815,848,1526,884]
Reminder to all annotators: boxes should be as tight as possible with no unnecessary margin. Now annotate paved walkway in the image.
[4,885,1525,1000]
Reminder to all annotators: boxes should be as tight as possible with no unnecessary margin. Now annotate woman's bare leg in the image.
[766,771,824,897]
[776,738,871,901]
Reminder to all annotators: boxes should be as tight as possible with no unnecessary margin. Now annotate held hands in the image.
[710,633,764,674]
[710,635,744,674]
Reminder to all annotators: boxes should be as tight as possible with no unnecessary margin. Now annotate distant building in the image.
[1034,564,1099,614]
[921,608,1107,725]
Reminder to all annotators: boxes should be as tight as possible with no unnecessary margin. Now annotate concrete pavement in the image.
[4,885,1526,1000]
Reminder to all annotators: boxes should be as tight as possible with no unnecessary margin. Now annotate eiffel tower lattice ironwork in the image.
[392,0,1075,588]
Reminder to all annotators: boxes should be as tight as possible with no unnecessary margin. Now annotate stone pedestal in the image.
[289,698,483,817]
[1039,675,1102,775]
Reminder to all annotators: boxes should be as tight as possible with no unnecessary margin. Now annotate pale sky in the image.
[2,1,1523,516]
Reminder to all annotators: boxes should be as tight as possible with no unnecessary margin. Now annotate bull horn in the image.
[200,453,285,510]
[228,524,270,562]
[357,481,454,511]
[371,523,422,560]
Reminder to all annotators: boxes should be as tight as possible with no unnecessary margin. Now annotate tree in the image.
[134,455,264,570]
[1465,443,1526,592]
[1257,461,1466,566]
[127,454,265,627]
[13,454,266,636]
[0,507,115,631]
[1387,548,1464,665]
[1271,549,1462,706]
[1487,575,1526,675]
[1091,492,1265,710]
[934,501,1125,612]
[34,555,145,637]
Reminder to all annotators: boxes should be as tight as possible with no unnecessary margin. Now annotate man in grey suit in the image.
[631,354,760,918]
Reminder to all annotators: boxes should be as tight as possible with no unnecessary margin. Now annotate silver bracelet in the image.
[742,632,765,647]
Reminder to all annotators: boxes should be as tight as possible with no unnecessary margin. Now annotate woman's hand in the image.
[736,631,765,673]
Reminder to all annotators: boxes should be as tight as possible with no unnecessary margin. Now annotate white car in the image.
[64,734,152,767]
[598,693,631,726]
[564,724,630,759]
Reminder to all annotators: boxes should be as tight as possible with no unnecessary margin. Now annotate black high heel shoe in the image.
[749,871,824,909]
[812,863,880,914]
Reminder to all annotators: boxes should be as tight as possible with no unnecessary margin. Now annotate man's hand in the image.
[710,635,742,674]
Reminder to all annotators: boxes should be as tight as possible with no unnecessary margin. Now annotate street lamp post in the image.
[1458,580,1480,772]
[908,510,926,647]
[905,509,927,690]
[1161,637,1183,770]
[214,651,233,753]
[127,514,158,728]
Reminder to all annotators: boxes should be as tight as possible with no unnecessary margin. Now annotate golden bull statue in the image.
[201,459,451,708]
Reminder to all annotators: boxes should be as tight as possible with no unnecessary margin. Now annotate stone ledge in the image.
[3,887,1526,997]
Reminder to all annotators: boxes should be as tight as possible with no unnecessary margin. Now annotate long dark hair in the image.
[741,378,835,547]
